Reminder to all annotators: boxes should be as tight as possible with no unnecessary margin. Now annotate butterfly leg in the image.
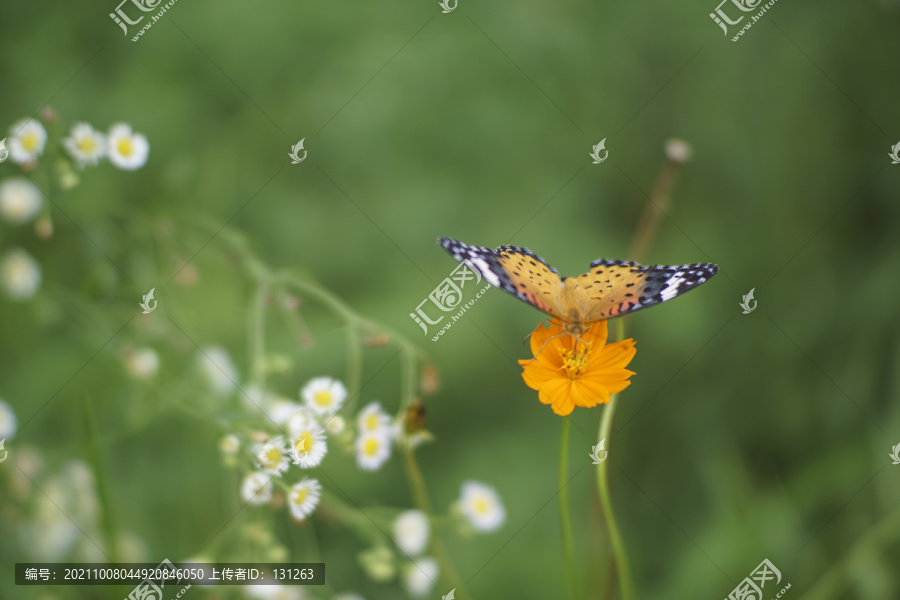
[522,330,572,363]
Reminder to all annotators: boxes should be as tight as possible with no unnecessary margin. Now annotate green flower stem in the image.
[250,278,269,388]
[597,318,635,600]
[404,448,473,600]
[82,396,119,563]
[559,416,579,600]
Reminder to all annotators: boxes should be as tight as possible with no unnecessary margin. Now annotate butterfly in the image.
[438,237,718,335]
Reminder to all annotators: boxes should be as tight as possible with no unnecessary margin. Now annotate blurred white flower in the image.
[219,434,240,455]
[301,377,347,415]
[63,123,106,168]
[324,414,345,435]
[244,584,306,600]
[357,401,390,434]
[22,460,99,561]
[1,248,41,300]
[356,430,391,471]
[0,178,43,224]
[393,510,430,557]
[332,594,365,600]
[241,472,273,505]
[286,407,318,436]
[288,478,322,521]
[8,118,47,164]
[402,557,438,598]
[459,481,506,533]
[256,436,290,476]
[289,417,327,468]
[197,345,238,396]
[124,347,159,379]
[267,398,303,425]
[107,123,149,170]
[0,398,17,438]
[665,138,693,165]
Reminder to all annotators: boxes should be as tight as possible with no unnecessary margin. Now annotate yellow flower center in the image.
[292,487,308,505]
[473,497,490,514]
[365,413,380,430]
[363,437,380,457]
[294,432,313,454]
[560,347,590,380]
[117,138,134,157]
[314,391,333,407]
[22,132,39,152]
[77,137,97,154]
[261,445,281,468]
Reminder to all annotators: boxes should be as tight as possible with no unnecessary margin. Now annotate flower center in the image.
[117,138,134,157]
[474,497,490,514]
[560,347,590,379]
[22,133,38,152]
[365,413,380,430]
[314,391,333,407]
[262,446,281,468]
[295,432,312,454]
[363,437,380,456]
[292,487,308,505]
[78,137,97,154]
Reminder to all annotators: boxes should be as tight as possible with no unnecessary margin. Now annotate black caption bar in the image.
[16,562,324,585]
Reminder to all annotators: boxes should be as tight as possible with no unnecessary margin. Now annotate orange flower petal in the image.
[537,379,575,416]
[575,379,611,406]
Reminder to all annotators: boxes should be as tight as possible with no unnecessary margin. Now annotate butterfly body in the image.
[438,237,717,331]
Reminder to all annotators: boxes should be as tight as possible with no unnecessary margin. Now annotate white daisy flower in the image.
[256,436,290,476]
[324,415,345,435]
[402,557,438,599]
[219,434,240,456]
[393,510,430,557]
[288,418,327,468]
[357,401,390,434]
[267,399,304,426]
[459,481,506,533]
[356,430,391,471]
[1,248,41,300]
[0,178,43,224]
[197,345,238,396]
[241,472,273,505]
[0,398,17,439]
[124,347,159,379]
[107,123,149,170]
[301,377,347,415]
[288,477,322,521]
[8,118,47,164]
[62,122,106,168]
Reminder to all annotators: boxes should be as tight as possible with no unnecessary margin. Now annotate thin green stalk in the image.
[83,396,119,563]
[559,416,579,600]
[404,448,473,599]
[596,319,634,600]
[250,278,268,388]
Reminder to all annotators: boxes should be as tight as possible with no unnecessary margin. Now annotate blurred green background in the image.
[1,0,900,599]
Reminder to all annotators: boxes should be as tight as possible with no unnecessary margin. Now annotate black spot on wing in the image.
[437,237,542,303]
[496,245,559,275]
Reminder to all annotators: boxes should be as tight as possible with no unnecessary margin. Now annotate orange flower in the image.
[518,318,636,416]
